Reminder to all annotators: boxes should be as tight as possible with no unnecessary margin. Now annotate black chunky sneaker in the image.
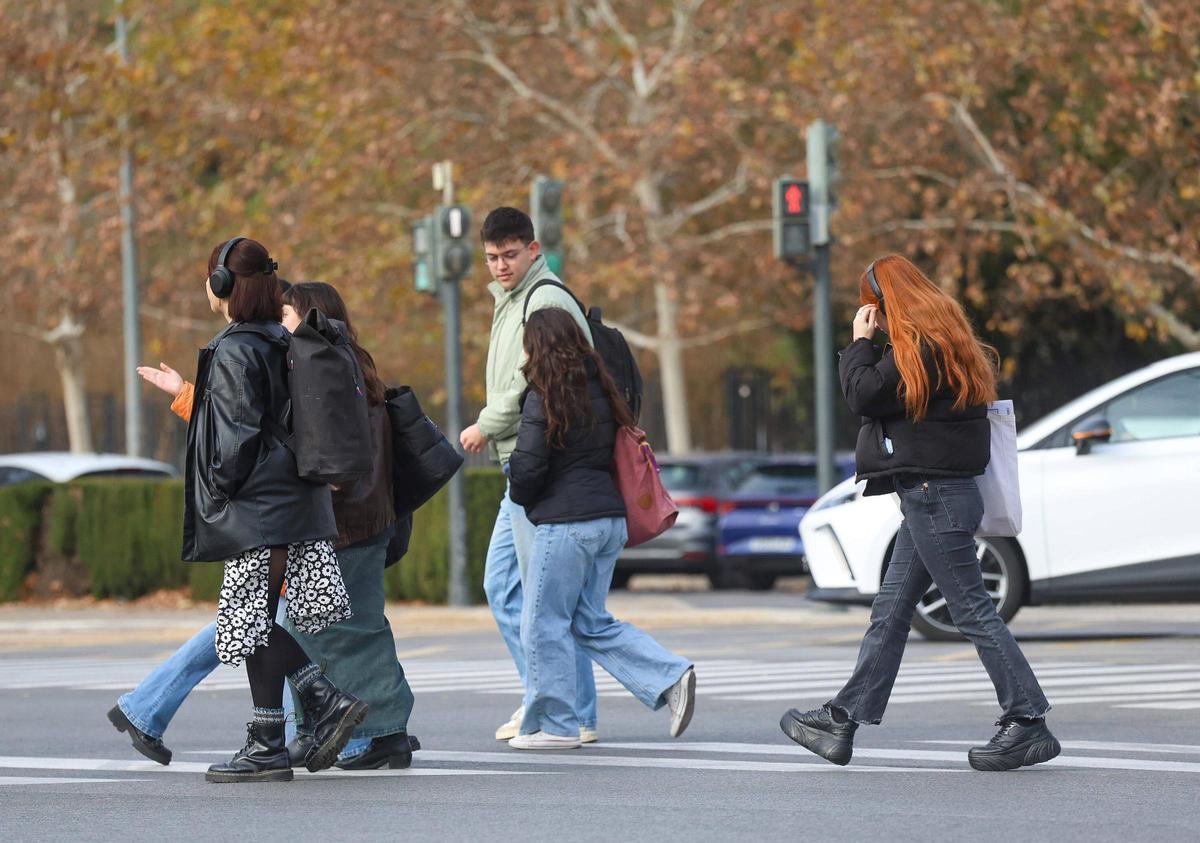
[107,706,172,766]
[298,673,369,773]
[968,717,1061,772]
[335,732,422,771]
[779,704,858,766]
[205,722,293,783]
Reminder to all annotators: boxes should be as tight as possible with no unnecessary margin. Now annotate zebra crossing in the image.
[2,737,1200,790]
[2,656,1198,712]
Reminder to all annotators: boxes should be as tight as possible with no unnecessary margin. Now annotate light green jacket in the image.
[477,255,592,464]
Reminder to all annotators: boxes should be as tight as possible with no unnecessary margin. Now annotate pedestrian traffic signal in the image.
[435,205,473,283]
[412,216,437,294]
[773,177,811,262]
[531,176,565,276]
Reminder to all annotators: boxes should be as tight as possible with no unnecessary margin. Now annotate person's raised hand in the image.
[853,305,880,341]
[460,423,487,454]
[136,362,184,398]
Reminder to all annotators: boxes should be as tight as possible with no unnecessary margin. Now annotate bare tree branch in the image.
[643,0,707,97]
[931,94,1200,285]
[662,161,748,236]
[679,219,772,246]
[868,165,960,189]
[605,318,659,351]
[140,304,218,333]
[680,316,772,349]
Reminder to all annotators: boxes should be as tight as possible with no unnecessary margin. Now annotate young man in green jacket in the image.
[460,207,599,744]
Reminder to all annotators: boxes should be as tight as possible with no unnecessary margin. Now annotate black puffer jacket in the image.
[182,321,337,561]
[839,338,989,497]
[508,362,626,525]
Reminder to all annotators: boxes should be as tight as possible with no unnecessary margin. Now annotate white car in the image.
[0,452,178,486]
[800,351,1200,640]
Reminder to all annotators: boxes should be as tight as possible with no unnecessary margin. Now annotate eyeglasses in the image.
[484,246,528,266]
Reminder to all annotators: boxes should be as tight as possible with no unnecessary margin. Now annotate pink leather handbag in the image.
[612,425,678,547]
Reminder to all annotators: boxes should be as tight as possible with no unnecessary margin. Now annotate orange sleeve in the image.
[171,382,195,423]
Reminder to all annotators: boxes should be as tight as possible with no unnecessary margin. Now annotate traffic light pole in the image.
[812,243,836,495]
[433,161,470,607]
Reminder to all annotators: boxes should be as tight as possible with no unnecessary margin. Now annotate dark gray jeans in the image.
[832,475,1050,725]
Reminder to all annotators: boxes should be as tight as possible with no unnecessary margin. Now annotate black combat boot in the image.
[297,673,369,773]
[968,717,1061,771]
[286,733,315,768]
[779,703,858,766]
[205,722,293,783]
[335,732,422,771]
[107,706,172,766]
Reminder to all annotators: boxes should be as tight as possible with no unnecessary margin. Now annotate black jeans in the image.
[831,475,1050,725]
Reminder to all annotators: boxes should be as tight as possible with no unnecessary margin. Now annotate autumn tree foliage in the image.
[2,0,1196,454]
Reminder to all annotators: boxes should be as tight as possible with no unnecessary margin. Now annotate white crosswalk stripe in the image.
[2,656,1199,712]
[1,737,1198,790]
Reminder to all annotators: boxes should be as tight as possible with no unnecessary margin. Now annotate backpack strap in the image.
[521,278,588,327]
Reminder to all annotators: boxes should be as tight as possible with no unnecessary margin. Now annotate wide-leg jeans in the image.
[519,516,691,738]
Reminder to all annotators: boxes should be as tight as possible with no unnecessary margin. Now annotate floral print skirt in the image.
[215,540,352,667]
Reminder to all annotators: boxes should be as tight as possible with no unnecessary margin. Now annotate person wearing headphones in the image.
[184,237,365,782]
[780,254,1059,772]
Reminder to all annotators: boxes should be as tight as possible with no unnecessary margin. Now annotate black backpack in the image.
[281,308,373,485]
[522,279,644,421]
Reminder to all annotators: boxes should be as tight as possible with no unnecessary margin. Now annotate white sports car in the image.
[800,351,1200,640]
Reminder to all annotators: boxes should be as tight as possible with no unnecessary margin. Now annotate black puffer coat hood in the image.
[182,321,336,561]
[839,338,989,497]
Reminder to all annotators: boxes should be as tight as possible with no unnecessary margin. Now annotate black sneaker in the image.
[107,706,172,766]
[779,704,857,766]
[968,718,1061,772]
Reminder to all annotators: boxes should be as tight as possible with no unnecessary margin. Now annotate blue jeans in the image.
[483,478,597,729]
[519,517,691,737]
[118,622,220,740]
[832,475,1051,724]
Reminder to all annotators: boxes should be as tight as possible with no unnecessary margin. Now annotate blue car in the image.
[714,455,855,590]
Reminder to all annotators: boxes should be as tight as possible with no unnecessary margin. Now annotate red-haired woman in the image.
[780,254,1059,772]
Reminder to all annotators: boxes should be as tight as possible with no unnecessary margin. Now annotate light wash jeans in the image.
[117,622,220,740]
[483,477,597,729]
[519,516,691,738]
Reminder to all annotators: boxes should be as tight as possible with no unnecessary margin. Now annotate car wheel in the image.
[708,567,747,590]
[610,570,633,590]
[909,537,1026,642]
[746,573,777,591]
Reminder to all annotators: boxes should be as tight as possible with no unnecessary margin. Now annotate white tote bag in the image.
[976,399,1022,537]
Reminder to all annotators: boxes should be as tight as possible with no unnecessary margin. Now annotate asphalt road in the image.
[1,586,1197,842]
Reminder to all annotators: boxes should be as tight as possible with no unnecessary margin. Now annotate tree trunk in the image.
[635,175,693,453]
[48,314,93,453]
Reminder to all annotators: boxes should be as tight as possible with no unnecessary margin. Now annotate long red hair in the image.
[861,254,998,420]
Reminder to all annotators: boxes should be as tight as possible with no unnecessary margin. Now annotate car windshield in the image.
[658,463,705,491]
[736,464,820,498]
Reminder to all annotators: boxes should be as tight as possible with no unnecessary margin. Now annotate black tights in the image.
[244,547,311,710]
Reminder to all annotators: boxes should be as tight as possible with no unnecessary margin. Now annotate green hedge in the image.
[0,482,53,601]
[0,471,506,604]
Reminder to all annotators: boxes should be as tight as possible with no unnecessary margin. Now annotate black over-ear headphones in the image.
[866,261,885,316]
[209,236,247,299]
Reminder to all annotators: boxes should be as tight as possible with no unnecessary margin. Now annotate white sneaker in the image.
[494,706,524,741]
[508,731,581,750]
[579,727,599,744]
[665,667,696,738]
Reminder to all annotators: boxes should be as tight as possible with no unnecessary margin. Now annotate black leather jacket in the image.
[182,321,337,562]
[508,361,626,525]
[840,338,989,497]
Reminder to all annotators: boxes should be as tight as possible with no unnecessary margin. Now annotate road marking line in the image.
[598,742,1200,773]
[0,777,147,786]
[919,740,1200,755]
[0,756,541,777]
[1115,700,1200,710]
[418,750,963,774]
